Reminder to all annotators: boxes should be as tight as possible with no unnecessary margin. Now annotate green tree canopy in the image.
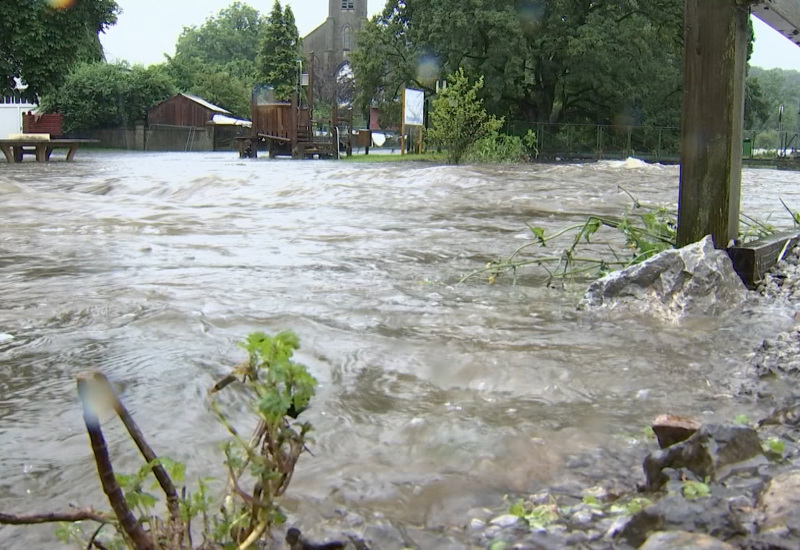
[257,0,301,100]
[41,61,175,133]
[0,0,119,101]
[353,0,684,126]
[171,2,263,70]
[166,2,264,118]
[428,68,503,164]
[747,67,800,134]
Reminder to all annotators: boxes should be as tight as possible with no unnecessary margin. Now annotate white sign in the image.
[404,88,425,126]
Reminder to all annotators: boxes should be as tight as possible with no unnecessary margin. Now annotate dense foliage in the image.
[353,0,684,127]
[745,67,800,150]
[257,0,302,100]
[427,68,502,164]
[0,0,119,100]
[41,62,175,133]
[166,2,265,118]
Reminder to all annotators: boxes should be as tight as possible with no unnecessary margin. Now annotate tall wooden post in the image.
[677,0,750,248]
[400,87,406,156]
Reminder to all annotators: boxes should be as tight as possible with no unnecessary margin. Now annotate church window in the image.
[343,25,351,51]
[341,0,354,9]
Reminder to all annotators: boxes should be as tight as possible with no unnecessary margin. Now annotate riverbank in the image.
[453,247,800,550]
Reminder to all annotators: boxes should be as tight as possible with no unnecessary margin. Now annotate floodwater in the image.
[1,152,799,546]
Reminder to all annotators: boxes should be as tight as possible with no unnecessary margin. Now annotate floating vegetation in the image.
[461,188,790,287]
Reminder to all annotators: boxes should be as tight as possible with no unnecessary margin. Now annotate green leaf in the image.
[733,414,750,426]
[682,480,711,499]
[763,437,785,455]
[508,498,526,517]
[528,225,547,246]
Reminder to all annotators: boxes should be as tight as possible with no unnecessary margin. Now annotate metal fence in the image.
[504,122,800,161]
[506,122,681,161]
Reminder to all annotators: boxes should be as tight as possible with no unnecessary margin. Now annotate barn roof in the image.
[179,93,231,114]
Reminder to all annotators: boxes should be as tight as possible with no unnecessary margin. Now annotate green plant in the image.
[427,68,503,164]
[608,497,653,516]
[733,414,751,426]
[466,132,525,163]
[460,189,789,287]
[508,498,560,529]
[682,480,711,500]
[522,130,538,159]
[763,437,786,457]
[0,330,317,550]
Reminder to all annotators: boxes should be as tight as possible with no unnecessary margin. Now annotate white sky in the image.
[100,0,383,66]
[100,2,800,71]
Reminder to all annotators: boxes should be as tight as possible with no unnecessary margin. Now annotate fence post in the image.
[677,0,749,248]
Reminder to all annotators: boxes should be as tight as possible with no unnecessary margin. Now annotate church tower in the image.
[304,0,368,78]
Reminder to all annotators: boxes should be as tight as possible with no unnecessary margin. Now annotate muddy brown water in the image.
[1,152,799,546]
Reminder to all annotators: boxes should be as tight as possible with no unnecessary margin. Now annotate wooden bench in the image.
[0,139,98,163]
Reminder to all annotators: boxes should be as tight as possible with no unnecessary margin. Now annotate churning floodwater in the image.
[1,152,799,547]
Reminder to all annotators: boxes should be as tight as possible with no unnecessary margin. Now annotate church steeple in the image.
[329,0,367,19]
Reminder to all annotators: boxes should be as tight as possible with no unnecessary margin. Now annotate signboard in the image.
[403,88,425,126]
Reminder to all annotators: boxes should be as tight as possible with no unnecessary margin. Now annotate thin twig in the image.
[90,373,183,548]
[77,375,154,550]
[0,509,112,525]
[86,523,107,550]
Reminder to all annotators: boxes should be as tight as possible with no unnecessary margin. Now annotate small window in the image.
[341,0,354,9]
[342,25,351,51]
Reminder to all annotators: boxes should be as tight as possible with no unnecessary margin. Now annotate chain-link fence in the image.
[506,122,681,161]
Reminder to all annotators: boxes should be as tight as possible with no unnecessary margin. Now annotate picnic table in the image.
[0,139,98,163]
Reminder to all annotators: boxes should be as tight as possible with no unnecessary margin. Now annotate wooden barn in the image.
[147,93,231,128]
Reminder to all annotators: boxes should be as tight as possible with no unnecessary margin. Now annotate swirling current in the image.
[1,152,799,546]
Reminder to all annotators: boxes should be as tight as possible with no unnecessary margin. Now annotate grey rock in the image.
[468,518,486,530]
[489,514,522,528]
[570,510,593,526]
[579,235,747,319]
[759,470,800,534]
[643,423,763,491]
[638,530,736,550]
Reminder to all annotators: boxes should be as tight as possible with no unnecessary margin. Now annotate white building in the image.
[0,95,36,138]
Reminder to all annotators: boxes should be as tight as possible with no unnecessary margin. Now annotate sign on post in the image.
[401,88,425,155]
[403,88,425,126]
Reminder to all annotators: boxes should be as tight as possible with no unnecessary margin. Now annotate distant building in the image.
[0,95,36,139]
[303,0,368,79]
[147,93,233,128]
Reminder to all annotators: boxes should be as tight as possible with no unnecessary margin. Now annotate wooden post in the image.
[677,0,750,248]
[400,87,406,156]
[290,92,299,158]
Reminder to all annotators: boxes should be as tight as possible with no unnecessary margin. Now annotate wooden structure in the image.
[678,0,800,248]
[0,138,97,163]
[22,113,62,136]
[729,231,800,288]
[148,93,230,128]
[238,59,338,160]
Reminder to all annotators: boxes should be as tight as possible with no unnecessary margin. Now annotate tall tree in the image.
[171,2,264,71]
[166,2,264,118]
[353,0,684,126]
[40,62,175,133]
[257,1,302,100]
[0,0,119,101]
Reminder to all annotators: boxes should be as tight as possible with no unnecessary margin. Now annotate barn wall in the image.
[148,95,216,128]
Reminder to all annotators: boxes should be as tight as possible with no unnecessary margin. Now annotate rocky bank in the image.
[285,240,800,550]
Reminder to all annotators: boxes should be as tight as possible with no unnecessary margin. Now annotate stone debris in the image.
[580,235,748,320]
[638,530,736,550]
[652,414,701,449]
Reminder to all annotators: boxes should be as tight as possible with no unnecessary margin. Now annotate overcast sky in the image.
[100,1,800,71]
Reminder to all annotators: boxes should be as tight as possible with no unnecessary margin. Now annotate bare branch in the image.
[77,375,155,550]
[0,508,112,525]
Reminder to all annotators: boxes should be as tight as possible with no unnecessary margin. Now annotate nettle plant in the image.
[1,331,317,550]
